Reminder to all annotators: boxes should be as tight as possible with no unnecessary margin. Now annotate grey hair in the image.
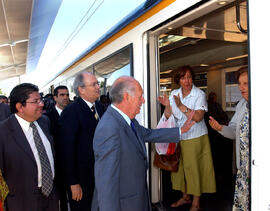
[73,71,94,96]
[109,77,136,104]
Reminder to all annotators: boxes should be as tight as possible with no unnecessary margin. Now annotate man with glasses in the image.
[0,83,59,211]
[58,72,105,211]
[45,85,70,211]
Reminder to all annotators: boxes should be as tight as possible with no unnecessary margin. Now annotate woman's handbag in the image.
[153,144,180,172]
[153,114,180,172]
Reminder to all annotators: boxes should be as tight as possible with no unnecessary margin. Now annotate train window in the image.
[225,70,242,112]
[194,72,207,92]
[92,44,133,96]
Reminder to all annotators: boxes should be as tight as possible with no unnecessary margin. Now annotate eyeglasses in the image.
[83,82,100,87]
[25,99,44,105]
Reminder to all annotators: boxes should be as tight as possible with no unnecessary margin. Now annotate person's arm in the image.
[94,128,121,211]
[180,110,195,134]
[209,99,247,140]
[209,116,236,140]
[220,111,237,140]
[58,107,82,201]
[136,110,195,142]
[173,93,205,122]
[158,93,172,119]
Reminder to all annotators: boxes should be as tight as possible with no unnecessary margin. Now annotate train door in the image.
[148,1,248,210]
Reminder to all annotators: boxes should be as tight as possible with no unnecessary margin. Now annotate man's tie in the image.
[91,105,99,120]
[30,122,53,197]
[130,120,138,139]
[130,120,146,156]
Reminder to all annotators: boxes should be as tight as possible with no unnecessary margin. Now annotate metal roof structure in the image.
[0,0,62,81]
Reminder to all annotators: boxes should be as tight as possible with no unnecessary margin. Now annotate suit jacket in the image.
[45,106,65,196]
[0,114,56,211]
[93,105,180,211]
[58,97,104,207]
[45,106,60,141]
[0,103,11,122]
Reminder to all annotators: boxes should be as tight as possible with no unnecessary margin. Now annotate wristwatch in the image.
[183,107,189,114]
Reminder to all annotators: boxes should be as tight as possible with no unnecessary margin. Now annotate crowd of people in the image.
[0,66,250,211]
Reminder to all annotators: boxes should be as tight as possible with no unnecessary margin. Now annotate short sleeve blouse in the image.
[169,85,208,140]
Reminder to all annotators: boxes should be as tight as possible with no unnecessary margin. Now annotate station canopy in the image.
[0,0,62,81]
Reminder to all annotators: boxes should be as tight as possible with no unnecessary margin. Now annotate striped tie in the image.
[30,123,53,197]
[91,105,99,120]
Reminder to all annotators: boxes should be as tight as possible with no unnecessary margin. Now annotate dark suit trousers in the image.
[57,183,68,211]
[36,186,59,211]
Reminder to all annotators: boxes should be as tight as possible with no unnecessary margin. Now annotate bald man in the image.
[93,76,195,211]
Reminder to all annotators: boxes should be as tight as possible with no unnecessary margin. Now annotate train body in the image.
[43,0,270,210]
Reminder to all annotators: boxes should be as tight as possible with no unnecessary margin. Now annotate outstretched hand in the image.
[158,93,170,107]
[209,116,223,131]
[181,110,195,134]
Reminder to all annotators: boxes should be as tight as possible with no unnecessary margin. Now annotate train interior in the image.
[153,1,247,210]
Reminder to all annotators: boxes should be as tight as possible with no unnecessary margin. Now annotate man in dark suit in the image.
[0,103,11,122]
[58,72,105,211]
[45,85,70,139]
[45,85,70,211]
[0,83,59,211]
[93,76,195,211]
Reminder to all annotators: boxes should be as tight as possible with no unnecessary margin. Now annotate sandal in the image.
[171,197,192,208]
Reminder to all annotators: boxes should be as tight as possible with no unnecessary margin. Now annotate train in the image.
[41,0,270,210]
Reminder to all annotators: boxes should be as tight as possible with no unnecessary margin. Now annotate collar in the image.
[180,84,196,98]
[111,104,131,125]
[55,105,63,115]
[81,98,95,109]
[15,114,33,131]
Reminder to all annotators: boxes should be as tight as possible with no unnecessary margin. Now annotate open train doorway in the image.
[149,1,248,210]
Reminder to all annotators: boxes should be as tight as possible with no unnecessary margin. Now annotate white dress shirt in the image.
[55,105,63,115]
[111,104,131,125]
[15,114,55,187]
[169,85,208,140]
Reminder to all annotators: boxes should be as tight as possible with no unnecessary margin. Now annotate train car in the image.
[43,0,270,210]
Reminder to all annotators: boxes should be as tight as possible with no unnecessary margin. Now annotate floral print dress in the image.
[233,107,250,211]
[0,170,9,211]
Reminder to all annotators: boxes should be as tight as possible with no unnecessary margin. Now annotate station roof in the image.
[0,0,62,81]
